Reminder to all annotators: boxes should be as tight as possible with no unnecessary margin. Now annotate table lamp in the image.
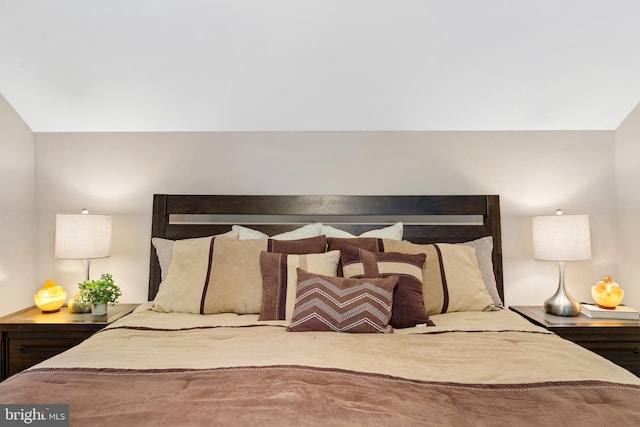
[532,209,591,316]
[55,209,112,313]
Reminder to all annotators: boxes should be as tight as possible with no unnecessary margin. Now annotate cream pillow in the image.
[152,236,219,314]
[151,229,238,281]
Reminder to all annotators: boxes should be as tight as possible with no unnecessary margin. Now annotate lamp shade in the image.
[55,213,112,259]
[532,214,591,261]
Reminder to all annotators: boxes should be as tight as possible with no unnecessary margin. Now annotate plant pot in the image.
[91,302,108,316]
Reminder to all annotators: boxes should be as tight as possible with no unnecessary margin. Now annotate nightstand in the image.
[510,305,640,376]
[0,303,138,381]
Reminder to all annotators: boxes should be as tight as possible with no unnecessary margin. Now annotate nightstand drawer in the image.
[7,337,87,377]
[602,356,640,376]
[573,340,640,355]
[572,341,640,375]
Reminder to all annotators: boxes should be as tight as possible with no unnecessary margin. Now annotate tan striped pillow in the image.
[287,269,398,333]
[340,244,434,328]
[151,229,238,281]
[383,240,495,315]
[153,235,327,314]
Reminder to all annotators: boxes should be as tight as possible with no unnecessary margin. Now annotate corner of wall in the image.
[0,93,37,316]
[614,101,640,310]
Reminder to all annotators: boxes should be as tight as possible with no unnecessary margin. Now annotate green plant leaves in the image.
[78,273,122,305]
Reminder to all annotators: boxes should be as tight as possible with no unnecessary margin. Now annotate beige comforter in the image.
[1,305,639,426]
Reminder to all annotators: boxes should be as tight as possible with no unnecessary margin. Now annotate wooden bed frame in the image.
[148,194,503,302]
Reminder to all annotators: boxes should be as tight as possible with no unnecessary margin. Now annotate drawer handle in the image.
[634,346,639,355]
[19,344,28,353]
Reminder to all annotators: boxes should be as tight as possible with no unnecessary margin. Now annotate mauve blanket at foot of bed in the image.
[2,366,639,427]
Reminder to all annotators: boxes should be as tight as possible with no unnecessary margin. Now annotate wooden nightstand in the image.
[0,303,138,381]
[510,305,640,376]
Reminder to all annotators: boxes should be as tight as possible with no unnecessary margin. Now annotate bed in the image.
[1,194,638,426]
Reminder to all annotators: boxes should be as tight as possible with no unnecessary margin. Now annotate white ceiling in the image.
[1,0,639,132]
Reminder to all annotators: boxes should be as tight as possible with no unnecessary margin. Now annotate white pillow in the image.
[321,222,403,240]
[233,223,323,240]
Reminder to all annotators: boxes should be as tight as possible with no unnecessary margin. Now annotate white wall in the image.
[0,94,36,316]
[32,131,617,309]
[615,103,640,310]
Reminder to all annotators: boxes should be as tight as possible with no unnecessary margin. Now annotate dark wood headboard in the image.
[148,195,503,302]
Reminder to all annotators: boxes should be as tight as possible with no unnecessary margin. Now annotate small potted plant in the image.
[79,273,122,316]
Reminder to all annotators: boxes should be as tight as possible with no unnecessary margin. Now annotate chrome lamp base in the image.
[68,258,93,313]
[544,261,581,317]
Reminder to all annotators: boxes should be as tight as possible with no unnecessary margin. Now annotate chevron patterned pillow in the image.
[287,269,398,333]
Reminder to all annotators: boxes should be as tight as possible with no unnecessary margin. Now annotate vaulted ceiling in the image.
[1,1,638,132]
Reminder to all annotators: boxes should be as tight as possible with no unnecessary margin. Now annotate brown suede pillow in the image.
[327,237,384,275]
[259,250,340,321]
[269,235,327,254]
[327,237,384,253]
[340,244,434,328]
[288,269,398,333]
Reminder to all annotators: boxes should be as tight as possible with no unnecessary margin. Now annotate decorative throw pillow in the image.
[267,235,327,254]
[287,269,398,333]
[321,222,403,240]
[327,237,383,276]
[259,250,341,321]
[340,245,434,328]
[382,240,495,315]
[233,223,323,240]
[151,229,238,281]
[153,235,327,314]
[327,237,384,253]
[461,236,503,308]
